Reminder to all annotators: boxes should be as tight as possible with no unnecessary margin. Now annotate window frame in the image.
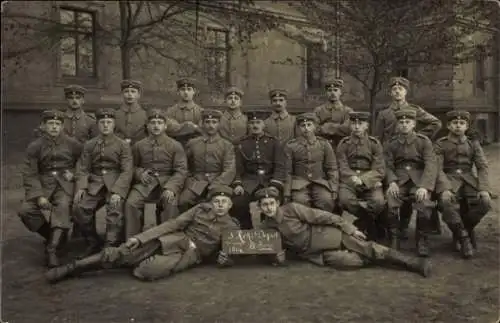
[202,27,231,91]
[305,43,325,92]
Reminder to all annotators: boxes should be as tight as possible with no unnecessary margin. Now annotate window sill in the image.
[55,76,103,89]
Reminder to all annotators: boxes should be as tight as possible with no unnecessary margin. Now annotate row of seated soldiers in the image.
[19,76,492,269]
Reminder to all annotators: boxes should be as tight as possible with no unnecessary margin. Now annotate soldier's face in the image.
[259,197,280,217]
[350,120,369,136]
[248,119,265,135]
[391,85,407,101]
[66,93,84,110]
[447,119,469,135]
[326,87,342,101]
[123,88,140,104]
[203,118,220,135]
[45,120,63,137]
[148,118,166,136]
[397,119,416,134]
[271,95,287,111]
[298,120,316,136]
[178,86,195,101]
[226,94,242,109]
[98,118,115,135]
[211,196,233,216]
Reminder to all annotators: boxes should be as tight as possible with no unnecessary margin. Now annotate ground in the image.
[1,147,499,323]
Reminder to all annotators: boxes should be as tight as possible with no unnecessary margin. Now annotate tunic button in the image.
[154,172,159,177]
[258,170,265,175]
[356,170,361,174]
[405,166,411,171]
[125,138,131,144]
[102,169,108,174]
[205,173,209,177]
[307,173,312,178]
[456,169,462,174]
[51,171,58,176]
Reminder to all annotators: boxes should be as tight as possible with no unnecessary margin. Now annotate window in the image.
[204,28,229,90]
[474,45,486,94]
[59,8,96,78]
[306,43,325,90]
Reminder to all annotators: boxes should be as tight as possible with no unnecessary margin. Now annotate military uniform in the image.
[219,87,248,144]
[337,112,386,239]
[313,79,353,147]
[114,80,149,145]
[75,109,134,250]
[46,186,240,283]
[435,110,492,256]
[124,109,188,239]
[18,110,83,267]
[256,187,430,277]
[230,110,286,229]
[60,85,98,143]
[384,109,438,256]
[178,110,236,211]
[264,89,297,145]
[284,113,339,212]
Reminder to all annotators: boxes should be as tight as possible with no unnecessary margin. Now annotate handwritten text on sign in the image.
[222,230,282,255]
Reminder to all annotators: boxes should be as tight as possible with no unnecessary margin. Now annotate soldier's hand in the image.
[415,188,428,202]
[62,170,74,182]
[441,190,454,203]
[109,194,121,207]
[331,191,338,202]
[74,189,86,204]
[353,230,367,240]
[272,250,287,266]
[162,190,175,203]
[478,191,491,203]
[351,176,363,186]
[216,251,234,267]
[125,237,141,250]
[37,197,51,209]
[233,185,244,195]
[186,121,198,128]
[387,182,400,199]
[141,170,154,185]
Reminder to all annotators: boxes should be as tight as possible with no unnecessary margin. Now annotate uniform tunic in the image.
[264,111,297,145]
[62,109,98,143]
[165,102,204,125]
[114,104,148,145]
[219,110,248,144]
[313,101,353,146]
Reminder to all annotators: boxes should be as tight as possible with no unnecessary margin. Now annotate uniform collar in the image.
[267,209,284,224]
[447,133,467,144]
[223,109,243,119]
[43,133,64,144]
[397,131,416,144]
[298,135,318,145]
[64,108,83,119]
[148,133,169,145]
[203,133,221,143]
[350,133,368,144]
[97,133,116,144]
[271,110,289,120]
[327,100,344,110]
[121,103,141,113]
[389,100,409,111]
[178,101,196,110]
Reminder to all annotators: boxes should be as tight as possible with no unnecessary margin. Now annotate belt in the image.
[92,168,118,175]
[443,167,472,175]
[396,163,424,171]
[351,168,370,174]
[148,170,171,176]
[194,172,219,177]
[43,169,69,176]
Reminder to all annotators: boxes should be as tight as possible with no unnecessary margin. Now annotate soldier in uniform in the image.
[74,108,134,256]
[231,109,286,229]
[256,187,431,277]
[45,185,240,284]
[219,86,248,144]
[178,109,236,212]
[336,112,386,240]
[18,110,82,267]
[114,80,149,145]
[124,109,188,239]
[61,85,98,143]
[434,110,492,258]
[384,109,438,256]
[284,113,338,212]
[313,79,353,148]
[264,89,297,145]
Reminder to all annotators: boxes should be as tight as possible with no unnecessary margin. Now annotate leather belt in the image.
[43,169,69,176]
[148,170,171,176]
[443,167,471,174]
[396,163,424,171]
[92,168,118,175]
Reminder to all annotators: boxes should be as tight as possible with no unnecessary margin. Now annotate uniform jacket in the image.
[184,134,236,195]
[434,134,490,193]
[384,132,437,191]
[313,101,353,139]
[62,109,98,143]
[264,111,297,145]
[22,134,82,201]
[219,110,248,144]
[134,203,240,258]
[76,134,134,198]
[114,104,148,144]
[336,134,385,189]
[131,134,188,197]
[165,101,204,125]
[233,133,286,193]
[374,102,442,144]
[284,136,339,196]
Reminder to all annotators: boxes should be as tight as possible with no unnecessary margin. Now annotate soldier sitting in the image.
[284,112,338,212]
[256,187,430,277]
[124,109,188,239]
[18,110,82,267]
[337,112,386,240]
[45,186,240,284]
[219,86,248,144]
[384,109,437,257]
[178,109,236,213]
[434,110,492,258]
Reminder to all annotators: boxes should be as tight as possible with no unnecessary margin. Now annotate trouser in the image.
[230,192,254,229]
[292,184,335,212]
[178,186,208,213]
[124,186,179,239]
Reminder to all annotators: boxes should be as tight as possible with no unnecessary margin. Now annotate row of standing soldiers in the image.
[19,76,492,269]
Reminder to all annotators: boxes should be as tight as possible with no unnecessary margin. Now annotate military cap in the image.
[225,86,244,98]
[121,79,142,91]
[255,186,280,200]
[268,89,288,99]
[395,109,416,120]
[325,78,344,90]
[41,110,64,122]
[176,77,197,89]
[389,76,410,90]
[446,110,470,122]
[95,108,116,120]
[246,109,271,121]
[147,108,167,121]
[349,111,371,122]
[296,112,319,124]
[202,109,223,120]
[64,84,86,97]
[207,185,234,199]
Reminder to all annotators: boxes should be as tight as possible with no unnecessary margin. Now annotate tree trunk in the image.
[119,1,131,80]
[369,68,381,134]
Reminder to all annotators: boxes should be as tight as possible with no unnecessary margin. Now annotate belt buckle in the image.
[307,173,313,179]
[51,171,58,176]
[205,173,210,177]
[153,172,159,177]
[257,169,265,175]
[405,165,411,171]
[125,138,131,144]
[102,169,108,175]
[355,170,361,174]
[456,169,462,174]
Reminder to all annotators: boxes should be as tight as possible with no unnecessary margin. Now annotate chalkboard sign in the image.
[222,229,282,255]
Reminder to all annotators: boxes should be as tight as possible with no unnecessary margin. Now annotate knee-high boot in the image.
[46,228,66,268]
[46,252,103,283]
[415,216,430,257]
[387,208,400,250]
[383,249,431,277]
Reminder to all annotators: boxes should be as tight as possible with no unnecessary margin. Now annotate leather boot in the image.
[387,209,400,250]
[457,228,474,259]
[415,217,430,257]
[385,249,431,277]
[451,231,461,252]
[46,252,103,284]
[104,224,122,248]
[429,208,442,235]
[37,222,52,241]
[46,228,65,268]
[468,228,477,250]
[79,227,104,258]
[399,204,412,241]
[389,229,400,250]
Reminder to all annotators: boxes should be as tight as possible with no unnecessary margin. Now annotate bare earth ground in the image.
[1,147,500,323]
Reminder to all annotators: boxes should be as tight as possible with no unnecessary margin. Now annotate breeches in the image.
[386,183,433,223]
[178,187,207,210]
[74,188,123,228]
[338,184,385,218]
[292,184,335,212]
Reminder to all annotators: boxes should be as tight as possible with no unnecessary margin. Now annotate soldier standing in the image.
[264,89,297,145]
[219,86,248,144]
[230,109,286,229]
[114,80,149,145]
[435,110,492,258]
[74,108,134,256]
[61,85,98,143]
[18,110,82,267]
[178,109,236,212]
[124,109,188,239]
[384,109,437,257]
[284,113,338,212]
[337,112,386,240]
[313,78,353,148]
